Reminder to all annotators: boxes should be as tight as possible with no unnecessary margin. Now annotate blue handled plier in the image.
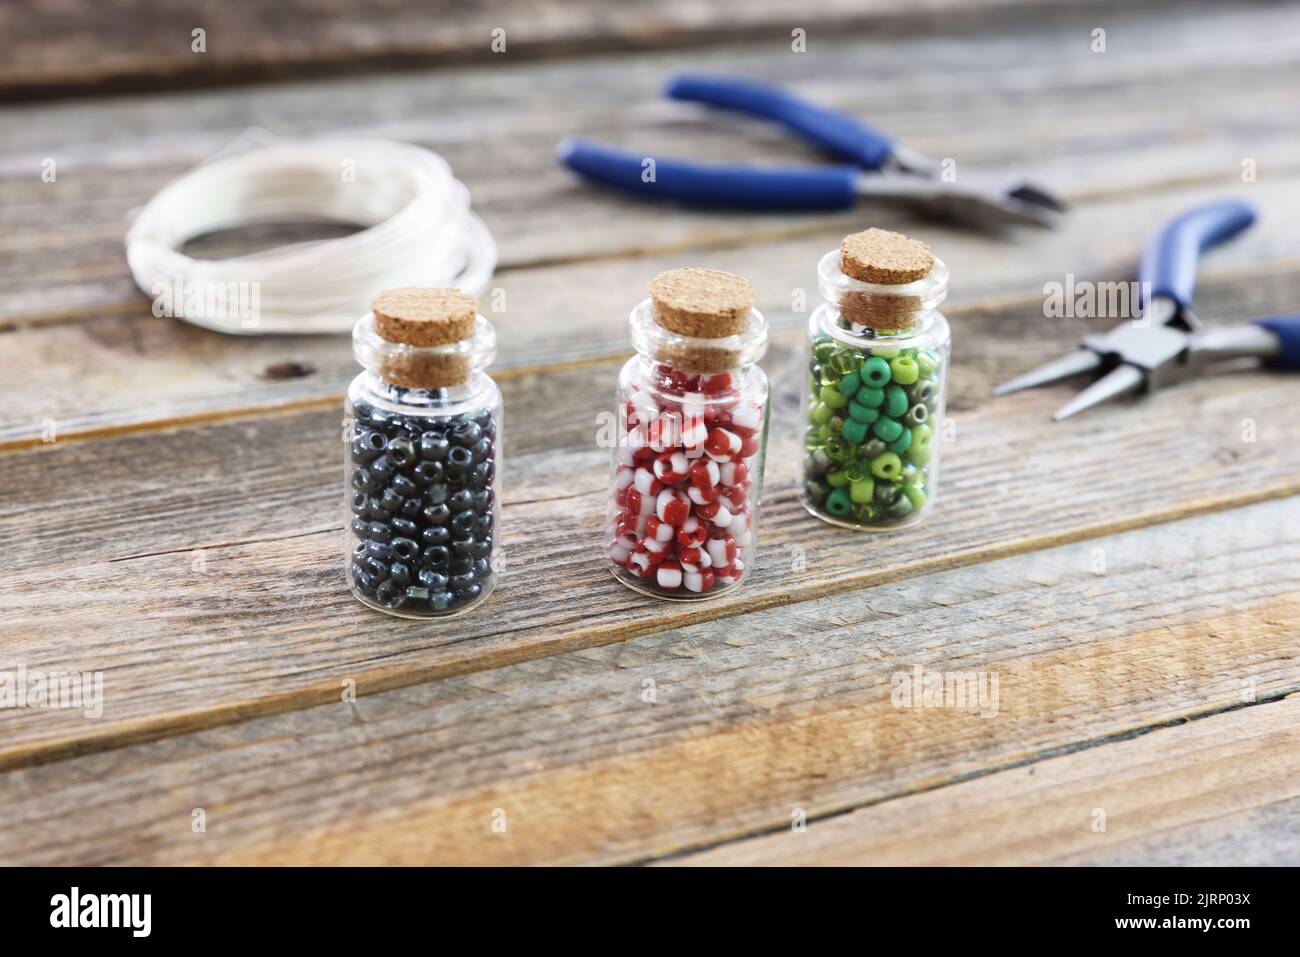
[995,199,1300,418]
[557,73,1067,228]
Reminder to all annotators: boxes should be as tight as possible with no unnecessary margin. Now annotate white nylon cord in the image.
[125,139,496,335]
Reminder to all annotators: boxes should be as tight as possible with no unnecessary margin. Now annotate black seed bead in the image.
[352,569,378,597]
[418,568,448,591]
[391,516,419,539]
[390,537,420,562]
[472,489,492,513]
[458,582,483,603]
[451,536,476,557]
[419,432,450,462]
[449,554,473,575]
[388,436,416,467]
[399,497,422,518]
[450,510,477,536]
[427,483,450,506]
[365,496,388,520]
[379,488,404,512]
[470,462,491,490]
[387,561,412,587]
[351,467,380,493]
[350,518,369,538]
[365,541,392,562]
[350,492,369,516]
[429,591,453,612]
[370,454,397,482]
[362,556,388,580]
[474,515,492,539]
[422,503,451,527]
[422,545,451,569]
[451,420,482,447]
[473,558,492,580]
[367,521,393,543]
[472,536,492,559]
[445,446,472,479]
[390,474,418,499]
[449,571,475,591]
[351,542,368,561]
[470,437,492,464]
[351,430,387,464]
[448,488,474,511]
[375,578,406,608]
[412,461,444,486]
[422,524,451,547]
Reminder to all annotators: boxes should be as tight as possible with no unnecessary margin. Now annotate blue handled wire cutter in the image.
[994,199,1300,419]
[557,73,1066,228]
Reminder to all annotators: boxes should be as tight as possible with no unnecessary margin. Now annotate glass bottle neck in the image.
[816,248,948,340]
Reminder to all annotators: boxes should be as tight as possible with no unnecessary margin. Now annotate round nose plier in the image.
[994,199,1300,419]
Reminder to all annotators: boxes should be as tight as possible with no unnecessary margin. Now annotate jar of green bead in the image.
[801,228,950,530]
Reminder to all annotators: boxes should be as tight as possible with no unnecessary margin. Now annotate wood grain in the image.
[666,694,1300,866]
[1,499,1294,865]
[0,0,1165,100]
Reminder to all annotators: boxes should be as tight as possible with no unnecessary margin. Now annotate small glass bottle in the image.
[345,287,501,618]
[802,229,950,529]
[607,268,770,598]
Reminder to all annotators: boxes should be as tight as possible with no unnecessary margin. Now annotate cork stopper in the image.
[370,287,479,388]
[837,229,935,331]
[646,268,755,371]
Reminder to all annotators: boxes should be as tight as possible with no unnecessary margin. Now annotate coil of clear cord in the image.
[125,138,496,335]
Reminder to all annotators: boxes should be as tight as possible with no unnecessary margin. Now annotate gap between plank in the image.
[632,687,1300,867]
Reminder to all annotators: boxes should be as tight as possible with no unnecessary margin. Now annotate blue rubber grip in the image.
[1138,199,1257,308]
[557,138,859,210]
[665,73,895,170]
[1254,315,1300,370]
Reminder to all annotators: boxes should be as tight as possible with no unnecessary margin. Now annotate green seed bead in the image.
[871,451,903,480]
[805,479,829,504]
[860,438,887,459]
[811,401,833,425]
[837,369,861,396]
[856,386,885,408]
[825,487,853,516]
[875,347,901,359]
[851,502,877,523]
[899,463,921,487]
[849,477,875,504]
[827,389,848,409]
[889,356,919,385]
[836,351,862,375]
[889,428,912,453]
[902,484,927,511]
[824,435,848,459]
[826,469,850,488]
[817,423,832,441]
[814,341,837,365]
[916,351,940,378]
[860,356,892,387]
[847,401,879,424]
[875,480,903,506]
[907,424,933,466]
[902,403,929,428]
[845,460,869,482]
[873,416,903,442]
[841,417,868,445]
[884,384,908,418]
[909,379,938,404]
[886,493,915,519]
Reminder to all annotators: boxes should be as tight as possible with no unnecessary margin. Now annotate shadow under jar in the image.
[607,267,770,599]
[802,229,950,530]
[345,287,501,618]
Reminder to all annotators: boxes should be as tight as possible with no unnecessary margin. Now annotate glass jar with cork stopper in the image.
[345,287,501,617]
[607,268,770,598]
[802,228,950,530]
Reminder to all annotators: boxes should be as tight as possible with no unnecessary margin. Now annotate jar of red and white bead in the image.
[606,268,770,599]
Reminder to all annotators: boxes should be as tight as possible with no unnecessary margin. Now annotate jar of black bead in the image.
[345,287,500,618]
[802,229,950,530]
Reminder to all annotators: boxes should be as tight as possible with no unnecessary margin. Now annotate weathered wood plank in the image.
[1,500,1295,864]
[2,294,1299,768]
[666,694,1300,866]
[6,173,1300,447]
[4,4,1299,329]
[0,0,1165,100]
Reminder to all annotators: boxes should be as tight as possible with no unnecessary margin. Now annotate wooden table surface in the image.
[2,0,1299,866]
